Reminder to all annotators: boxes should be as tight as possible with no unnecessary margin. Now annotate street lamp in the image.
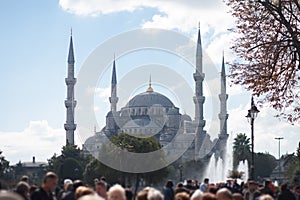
[246,96,260,180]
[275,137,284,182]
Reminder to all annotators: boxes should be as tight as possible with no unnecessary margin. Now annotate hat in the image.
[64,179,73,185]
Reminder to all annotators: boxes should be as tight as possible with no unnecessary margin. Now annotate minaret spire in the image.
[109,56,118,112]
[146,75,154,93]
[64,32,77,145]
[193,23,206,160]
[218,52,229,159]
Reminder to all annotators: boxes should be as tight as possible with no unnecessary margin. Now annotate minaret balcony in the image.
[65,100,77,108]
[218,94,228,101]
[218,113,228,120]
[64,123,77,131]
[193,73,205,81]
[65,78,77,85]
[109,97,119,103]
[193,96,205,104]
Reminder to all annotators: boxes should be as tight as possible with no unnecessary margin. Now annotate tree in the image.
[286,142,300,185]
[228,169,245,179]
[227,0,300,123]
[84,134,170,194]
[233,133,251,168]
[47,144,92,182]
[0,151,10,178]
[254,152,276,179]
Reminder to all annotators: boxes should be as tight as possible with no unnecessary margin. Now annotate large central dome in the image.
[126,91,174,108]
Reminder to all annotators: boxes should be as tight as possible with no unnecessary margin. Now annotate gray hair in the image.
[191,189,202,200]
[108,184,126,200]
[78,194,104,200]
[147,188,164,200]
[0,190,23,200]
[16,181,30,194]
[259,194,274,200]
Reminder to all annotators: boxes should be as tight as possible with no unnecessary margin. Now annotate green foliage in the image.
[84,133,169,190]
[254,152,276,179]
[228,169,244,179]
[110,133,161,153]
[233,133,251,168]
[83,158,122,186]
[0,151,10,178]
[60,158,83,180]
[47,144,92,182]
[286,143,300,185]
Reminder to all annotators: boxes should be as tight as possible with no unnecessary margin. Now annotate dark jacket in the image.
[244,190,261,200]
[278,189,296,200]
[60,191,75,200]
[31,187,55,200]
[163,186,174,200]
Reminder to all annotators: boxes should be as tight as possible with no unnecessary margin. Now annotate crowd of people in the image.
[0,171,299,200]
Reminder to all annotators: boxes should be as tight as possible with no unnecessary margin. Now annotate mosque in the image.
[64,27,229,162]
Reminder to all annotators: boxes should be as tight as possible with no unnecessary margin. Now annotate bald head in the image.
[216,188,232,200]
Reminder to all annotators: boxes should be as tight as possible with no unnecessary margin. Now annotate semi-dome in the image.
[126,91,174,108]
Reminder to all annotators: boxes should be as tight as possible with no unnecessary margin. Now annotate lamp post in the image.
[275,137,284,182]
[246,97,260,180]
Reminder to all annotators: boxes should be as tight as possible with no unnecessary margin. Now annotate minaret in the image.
[64,32,77,145]
[109,57,118,112]
[218,53,229,159]
[193,23,206,159]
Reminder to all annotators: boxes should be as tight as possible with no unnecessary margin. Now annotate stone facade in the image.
[79,27,229,162]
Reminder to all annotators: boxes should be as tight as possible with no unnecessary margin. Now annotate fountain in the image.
[237,160,249,181]
[203,138,234,183]
[203,135,249,183]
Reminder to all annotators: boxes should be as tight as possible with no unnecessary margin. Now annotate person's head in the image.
[0,191,23,200]
[15,181,30,197]
[280,183,288,192]
[20,176,29,183]
[176,182,184,188]
[78,194,104,200]
[42,172,58,192]
[73,180,84,192]
[248,181,257,192]
[147,188,164,200]
[204,178,209,184]
[216,188,232,200]
[29,184,38,195]
[75,186,95,200]
[190,189,202,200]
[108,184,126,200]
[202,193,217,200]
[175,192,189,200]
[64,179,73,191]
[259,194,274,200]
[187,179,193,186]
[166,180,174,188]
[96,181,107,197]
[65,183,73,192]
[136,188,149,200]
[100,176,106,182]
[263,179,271,187]
[232,193,243,200]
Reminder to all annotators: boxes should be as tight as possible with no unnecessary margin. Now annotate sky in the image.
[0,0,299,164]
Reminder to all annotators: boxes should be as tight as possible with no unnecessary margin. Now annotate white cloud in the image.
[58,0,300,160]
[59,0,235,35]
[228,103,299,157]
[0,120,65,164]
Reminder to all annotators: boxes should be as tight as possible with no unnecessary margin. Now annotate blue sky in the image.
[0,0,298,164]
